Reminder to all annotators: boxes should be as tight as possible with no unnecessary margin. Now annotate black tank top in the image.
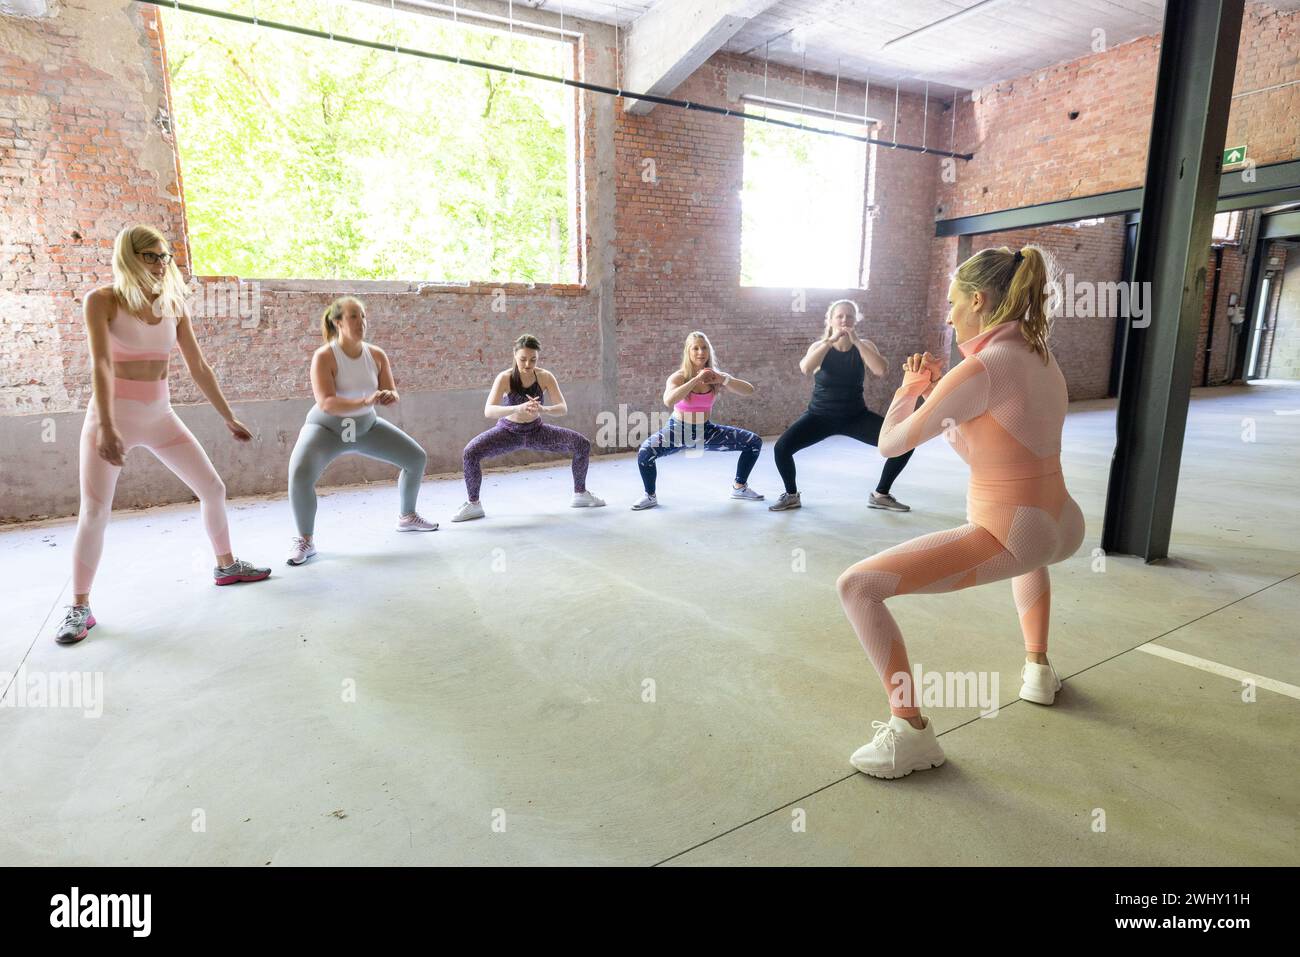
[506,373,543,406]
[809,344,866,416]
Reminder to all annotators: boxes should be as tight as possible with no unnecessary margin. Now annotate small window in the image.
[1212,211,1241,244]
[740,103,872,288]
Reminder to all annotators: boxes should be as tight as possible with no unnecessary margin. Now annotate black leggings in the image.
[773,408,914,495]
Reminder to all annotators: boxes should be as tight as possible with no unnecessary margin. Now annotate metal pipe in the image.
[139,0,973,159]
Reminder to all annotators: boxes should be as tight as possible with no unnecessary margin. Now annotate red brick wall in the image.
[1195,241,1247,387]
[1,0,189,415]
[936,2,1300,220]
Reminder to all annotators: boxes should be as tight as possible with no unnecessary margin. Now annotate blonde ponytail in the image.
[953,245,1055,361]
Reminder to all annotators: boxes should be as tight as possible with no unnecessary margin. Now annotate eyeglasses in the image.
[140,252,172,265]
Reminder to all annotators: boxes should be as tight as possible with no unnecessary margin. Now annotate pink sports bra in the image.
[108,304,177,362]
[675,386,718,414]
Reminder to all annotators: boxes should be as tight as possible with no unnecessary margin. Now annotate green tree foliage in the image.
[162,0,575,282]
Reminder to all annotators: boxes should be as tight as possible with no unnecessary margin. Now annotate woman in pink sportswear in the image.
[53,225,270,646]
[836,245,1085,778]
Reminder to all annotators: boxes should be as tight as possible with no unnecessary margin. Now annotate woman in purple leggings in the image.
[452,334,605,521]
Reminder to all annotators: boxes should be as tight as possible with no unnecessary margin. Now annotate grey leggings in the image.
[288,407,427,536]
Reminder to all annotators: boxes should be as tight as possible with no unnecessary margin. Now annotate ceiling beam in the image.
[623,0,779,115]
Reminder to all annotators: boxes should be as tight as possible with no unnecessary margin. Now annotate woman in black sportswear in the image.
[769,299,915,512]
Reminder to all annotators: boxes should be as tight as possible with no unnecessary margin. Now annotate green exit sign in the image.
[1223,145,1247,166]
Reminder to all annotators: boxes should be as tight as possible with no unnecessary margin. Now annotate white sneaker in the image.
[630,493,658,511]
[452,501,485,522]
[1019,660,1062,705]
[396,512,438,532]
[850,715,946,779]
[287,537,316,566]
[571,490,606,508]
[730,484,765,501]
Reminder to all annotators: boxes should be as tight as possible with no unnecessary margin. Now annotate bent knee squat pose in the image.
[286,297,435,565]
[770,299,915,513]
[632,331,763,510]
[55,225,270,645]
[453,334,604,522]
[836,246,1086,779]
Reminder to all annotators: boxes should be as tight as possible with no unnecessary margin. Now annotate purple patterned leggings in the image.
[462,418,590,501]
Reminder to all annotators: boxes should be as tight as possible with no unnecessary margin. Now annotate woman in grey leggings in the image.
[286,296,436,565]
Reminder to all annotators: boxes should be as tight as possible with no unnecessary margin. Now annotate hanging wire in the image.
[832,59,840,123]
[950,88,957,153]
[798,45,807,128]
[864,68,870,132]
[921,80,928,152]
[137,0,972,158]
[762,40,769,119]
[892,79,899,148]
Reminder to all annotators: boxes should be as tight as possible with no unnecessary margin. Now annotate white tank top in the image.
[329,340,379,401]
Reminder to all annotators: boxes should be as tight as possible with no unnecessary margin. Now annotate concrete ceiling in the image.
[530,0,1300,99]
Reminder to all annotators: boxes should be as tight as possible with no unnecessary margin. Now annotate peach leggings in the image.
[72,378,231,594]
[837,321,1085,717]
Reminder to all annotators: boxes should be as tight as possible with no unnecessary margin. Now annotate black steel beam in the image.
[934,159,1300,237]
[1101,0,1244,561]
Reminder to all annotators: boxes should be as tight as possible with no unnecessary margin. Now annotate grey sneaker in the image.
[730,484,765,501]
[630,493,658,511]
[768,491,801,511]
[54,604,95,645]
[452,501,485,522]
[869,492,910,511]
[571,490,606,508]
[214,558,271,586]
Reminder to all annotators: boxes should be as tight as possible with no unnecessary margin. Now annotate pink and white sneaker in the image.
[54,604,95,645]
[396,512,438,532]
[287,537,316,566]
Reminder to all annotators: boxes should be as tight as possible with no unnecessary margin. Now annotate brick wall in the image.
[1196,241,1247,387]
[935,2,1300,220]
[1,0,188,416]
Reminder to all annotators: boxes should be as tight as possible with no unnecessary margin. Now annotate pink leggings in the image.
[73,379,231,594]
[837,495,1085,718]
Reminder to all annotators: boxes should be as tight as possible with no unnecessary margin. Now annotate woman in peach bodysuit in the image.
[836,245,1085,779]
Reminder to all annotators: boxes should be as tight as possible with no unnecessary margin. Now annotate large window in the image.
[161,0,577,283]
[739,103,872,288]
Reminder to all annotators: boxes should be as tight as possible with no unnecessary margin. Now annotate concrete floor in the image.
[1,383,1297,866]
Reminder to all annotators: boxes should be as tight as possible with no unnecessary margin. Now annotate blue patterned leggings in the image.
[636,418,762,495]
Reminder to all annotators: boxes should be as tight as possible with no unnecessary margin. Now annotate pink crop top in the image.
[108,304,178,362]
[675,386,718,414]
